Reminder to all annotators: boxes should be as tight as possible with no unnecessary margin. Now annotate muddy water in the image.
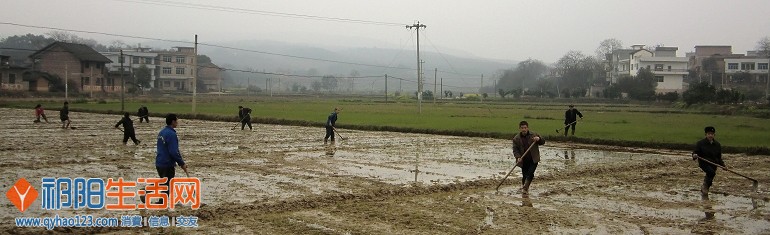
[1,108,768,234]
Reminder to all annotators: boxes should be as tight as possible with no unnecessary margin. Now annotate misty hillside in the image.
[195,40,517,92]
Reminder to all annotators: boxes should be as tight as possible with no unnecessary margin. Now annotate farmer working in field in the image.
[137,105,150,123]
[692,126,723,198]
[34,104,49,123]
[512,121,545,196]
[564,104,583,136]
[155,113,187,204]
[60,101,71,129]
[238,106,252,131]
[115,112,141,145]
[324,107,340,144]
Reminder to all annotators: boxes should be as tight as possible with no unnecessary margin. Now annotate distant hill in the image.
[194,40,517,92]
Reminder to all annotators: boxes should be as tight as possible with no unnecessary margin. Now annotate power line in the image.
[1,22,489,89]
[0,22,417,71]
[109,0,404,27]
[0,22,192,45]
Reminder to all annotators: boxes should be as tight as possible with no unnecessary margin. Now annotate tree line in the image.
[493,37,770,105]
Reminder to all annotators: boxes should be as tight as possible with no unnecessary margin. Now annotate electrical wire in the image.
[108,0,405,27]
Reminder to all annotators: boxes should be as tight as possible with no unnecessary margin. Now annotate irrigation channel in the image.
[1,108,768,234]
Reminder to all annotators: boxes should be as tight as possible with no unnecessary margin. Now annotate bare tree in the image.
[595,38,624,59]
[757,36,770,57]
[46,31,107,51]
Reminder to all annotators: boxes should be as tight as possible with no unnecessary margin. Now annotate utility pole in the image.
[192,34,198,114]
[120,50,125,112]
[65,64,68,101]
[419,60,425,113]
[480,74,483,103]
[407,21,426,114]
[385,74,388,102]
[433,68,437,104]
[440,77,443,99]
[765,56,770,103]
[89,65,93,98]
[493,80,497,98]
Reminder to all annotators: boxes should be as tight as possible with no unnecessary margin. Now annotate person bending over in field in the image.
[137,105,150,123]
[512,121,545,196]
[238,106,252,131]
[692,126,723,198]
[115,112,141,145]
[324,107,340,144]
[34,104,49,123]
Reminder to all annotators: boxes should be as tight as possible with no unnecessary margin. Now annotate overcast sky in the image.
[1,0,768,63]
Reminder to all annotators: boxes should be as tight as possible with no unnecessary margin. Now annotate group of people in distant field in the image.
[234,105,341,144]
[32,101,724,199]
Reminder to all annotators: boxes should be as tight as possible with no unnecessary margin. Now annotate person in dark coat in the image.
[238,106,252,131]
[324,107,340,144]
[692,126,723,198]
[512,121,545,196]
[137,105,150,123]
[60,101,71,129]
[563,104,583,136]
[115,112,140,145]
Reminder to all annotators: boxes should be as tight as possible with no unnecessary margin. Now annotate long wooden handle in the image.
[696,155,757,183]
[496,141,537,191]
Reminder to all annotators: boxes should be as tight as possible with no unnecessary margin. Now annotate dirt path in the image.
[1,108,768,234]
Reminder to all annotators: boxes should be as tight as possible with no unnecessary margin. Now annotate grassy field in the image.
[3,95,770,150]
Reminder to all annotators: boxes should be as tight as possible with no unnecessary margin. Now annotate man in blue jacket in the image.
[324,107,340,144]
[156,114,187,204]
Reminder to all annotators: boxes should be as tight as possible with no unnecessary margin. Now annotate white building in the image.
[101,48,158,88]
[724,57,769,84]
[617,45,688,93]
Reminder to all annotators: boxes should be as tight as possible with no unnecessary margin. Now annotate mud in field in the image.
[1,108,769,234]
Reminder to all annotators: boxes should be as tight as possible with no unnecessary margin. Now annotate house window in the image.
[667,66,671,71]
[741,62,755,70]
[655,76,664,82]
[118,56,125,63]
[145,58,153,64]
[174,81,181,88]
[728,63,738,70]
[163,56,172,62]
[82,77,90,86]
[9,74,16,84]
[176,56,186,64]
[162,67,172,74]
[84,62,90,68]
[176,67,185,74]
[163,81,170,87]
[96,63,101,69]
[759,63,769,70]
[133,57,140,64]
[646,65,650,70]
[96,77,102,86]
[654,64,664,71]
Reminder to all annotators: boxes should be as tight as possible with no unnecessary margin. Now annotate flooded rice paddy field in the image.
[1,107,769,234]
